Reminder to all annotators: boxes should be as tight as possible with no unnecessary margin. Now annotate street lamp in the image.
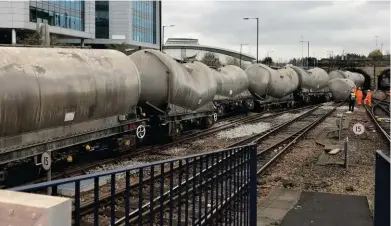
[267,50,274,57]
[375,36,379,49]
[300,40,309,68]
[240,44,249,68]
[161,24,175,52]
[243,17,259,63]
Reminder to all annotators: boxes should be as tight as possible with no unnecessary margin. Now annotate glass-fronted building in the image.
[0,0,161,49]
[29,1,85,32]
[132,1,157,44]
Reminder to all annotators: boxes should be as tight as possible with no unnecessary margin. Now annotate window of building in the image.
[95,1,109,39]
[132,1,157,44]
[29,0,85,32]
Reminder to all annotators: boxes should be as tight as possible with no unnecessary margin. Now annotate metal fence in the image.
[374,150,390,226]
[10,144,258,226]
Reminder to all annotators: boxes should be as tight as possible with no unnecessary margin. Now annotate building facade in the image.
[0,0,161,49]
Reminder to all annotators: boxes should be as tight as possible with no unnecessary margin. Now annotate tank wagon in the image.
[129,49,218,139]
[328,70,365,102]
[0,47,148,179]
[329,70,365,88]
[212,65,254,116]
[328,78,356,101]
[0,47,333,182]
[245,63,330,111]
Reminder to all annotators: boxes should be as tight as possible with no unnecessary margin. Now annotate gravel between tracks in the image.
[257,104,389,206]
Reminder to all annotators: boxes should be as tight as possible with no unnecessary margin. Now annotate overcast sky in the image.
[162,1,390,61]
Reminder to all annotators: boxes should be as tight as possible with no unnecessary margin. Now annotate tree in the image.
[17,31,43,45]
[261,56,273,66]
[368,49,383,59]
[225,56,248,69]
[201,52,222,68]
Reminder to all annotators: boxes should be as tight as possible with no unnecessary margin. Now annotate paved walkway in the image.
[257,188,373,226]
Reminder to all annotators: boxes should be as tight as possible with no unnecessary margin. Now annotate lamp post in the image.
[375,36,379,49]
[243,17,259,63]
[300,40,309,68]
[162,24,175,52]
[266,50,274,66]
[240,44,249,68]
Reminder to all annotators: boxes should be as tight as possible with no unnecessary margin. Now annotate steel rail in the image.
[95,104,326,225]
[24,105,317,186]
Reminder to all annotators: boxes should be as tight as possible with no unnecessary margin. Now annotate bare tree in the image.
[17,31,43,45]
[201,52,222,68]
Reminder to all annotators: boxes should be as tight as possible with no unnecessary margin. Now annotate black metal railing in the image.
[374,150,390,226]
[10,144,258,226]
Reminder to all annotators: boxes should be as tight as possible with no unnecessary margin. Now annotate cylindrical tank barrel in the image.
[306,68,330,91]
[129,49,217,110]
[268,67,300,98]
[0,47,141,137]
[328,78,356,101]
[246,64,299,98]
[245,64,271,98]
[329,70,365,88]
[214,65,248,97]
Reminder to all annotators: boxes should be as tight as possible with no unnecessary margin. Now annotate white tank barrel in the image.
[328,78,356,101]
[306,68,330,91]
[329,70,365,88]
[245,64,271,98]
[213,65,248,97]
[0,47,140,137]
[129,49,217,111]
[246,64,300,98]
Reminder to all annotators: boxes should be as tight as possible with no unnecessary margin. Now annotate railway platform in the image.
[257,188,372,226]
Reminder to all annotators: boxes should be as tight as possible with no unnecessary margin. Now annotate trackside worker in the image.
[349,88,356,112]
[356,87,363,105]
[364,90,372,107]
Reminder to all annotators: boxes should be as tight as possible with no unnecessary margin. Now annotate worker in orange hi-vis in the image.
[356,87,363,105]
[365,90,372,107]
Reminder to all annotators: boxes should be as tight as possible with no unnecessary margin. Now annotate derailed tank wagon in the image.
[328,70,365,102]
[0,47,148,179]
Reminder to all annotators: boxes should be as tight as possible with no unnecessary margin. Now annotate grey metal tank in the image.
[246,64,299,99]
[0,47,141,137]
[213,65,248,97]
[129,49,217,111]
[328,78,356,101]
[306,68,330,91]
[329,70,364,88]
[289,66,329,91]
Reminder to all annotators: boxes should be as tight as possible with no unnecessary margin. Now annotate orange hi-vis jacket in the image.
[356,90,363,105]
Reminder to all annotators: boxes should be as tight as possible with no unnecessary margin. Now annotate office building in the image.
[0,0,161,49]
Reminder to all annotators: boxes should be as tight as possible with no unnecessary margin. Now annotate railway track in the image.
[14,104,318,188]
[366,98,390,142]
[71,102,339,225]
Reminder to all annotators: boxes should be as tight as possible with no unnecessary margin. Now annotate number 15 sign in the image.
[352,123,365,135]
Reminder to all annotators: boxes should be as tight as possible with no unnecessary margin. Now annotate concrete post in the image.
[11,29,16,45]
[0,190,71,226]
[81,38,85,48]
